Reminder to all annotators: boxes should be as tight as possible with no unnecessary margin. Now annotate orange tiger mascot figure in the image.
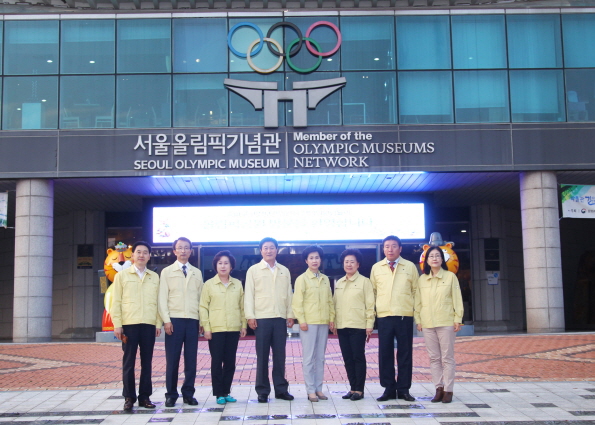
[419,232,459,274]
[102,242,133,331]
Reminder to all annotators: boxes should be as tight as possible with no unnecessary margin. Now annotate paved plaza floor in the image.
[0,333,593,424]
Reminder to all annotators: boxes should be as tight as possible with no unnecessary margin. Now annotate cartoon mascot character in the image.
[102,242,133,331]
[419,232,459,274]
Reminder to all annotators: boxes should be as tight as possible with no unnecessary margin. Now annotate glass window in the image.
[285,17,340,73]
[397,16,450,70]
[562,15,595,68]
[510,70,565,122]
[229,73,284,127]
[452,15,506,69]
[565,69,595,122]
[117,75,171,128]
[340,16,395,71]
[398,71,453,124]
[286,72,341,126]
[342,71,396,124]
[454,71,509,123]
[229,18,285,73]
[173,18,228,73]
[61,20,115,74]
[0,23,3,73]
[60,76,115,129]
[117,20,171,73]
[173,74,228,127]
[2,77,58,130]
[4,21,59,75]
[507,15,562,69]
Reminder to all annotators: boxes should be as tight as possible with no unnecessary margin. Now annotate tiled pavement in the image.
[0,333,593,424]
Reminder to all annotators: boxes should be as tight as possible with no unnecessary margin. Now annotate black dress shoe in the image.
[342,391,354,399]
[275,392,294,401]
[164,398,176,407]
[183,397,198,405]
[123,398,135,411]
[376,392,397,402]
[257,394,268,403]
[350,392,364,401]
[397,392,416,402]
[138,399,156,408]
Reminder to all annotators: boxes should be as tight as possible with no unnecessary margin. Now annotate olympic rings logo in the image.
[227,21,342,74]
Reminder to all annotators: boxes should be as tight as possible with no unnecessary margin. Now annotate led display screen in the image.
[152,203,425,244]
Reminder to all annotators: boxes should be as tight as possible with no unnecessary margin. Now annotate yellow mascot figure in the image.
[419,232,460,274]
[102,242,133,331]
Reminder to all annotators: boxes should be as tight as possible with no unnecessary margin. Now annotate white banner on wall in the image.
[561,185,595,219]
[0,192,7,228]
[153,203,425,244]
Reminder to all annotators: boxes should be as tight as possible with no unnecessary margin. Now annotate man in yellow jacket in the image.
[111,241,162,412]
[158,237,204,408]
[370,235,419,402]
[245,237,295,403]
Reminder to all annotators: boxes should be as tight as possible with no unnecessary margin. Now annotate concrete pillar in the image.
[13,179,54,342]
[520,171,565,333]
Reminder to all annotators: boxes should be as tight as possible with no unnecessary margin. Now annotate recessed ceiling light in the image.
[41,99,47,102]
[89,60,95,64]
[461,230,467,233]
[47,60,53,63]
[195,59,200,62]
[374,58,379,61]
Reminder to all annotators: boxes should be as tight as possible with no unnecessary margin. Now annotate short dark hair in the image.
[172,237,192,251]
[382,235,402,247]
[259,237,278,250]
[340,248,363,265]
[302,245,324,262]
[132,241,152,254]
[423,246,449,275]
[212,250,236,270]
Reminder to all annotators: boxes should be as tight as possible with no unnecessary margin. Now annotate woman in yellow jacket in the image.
[199,250,247,405]
[414,246,464,404]
[292,245,335,403]
[333,249,375,401]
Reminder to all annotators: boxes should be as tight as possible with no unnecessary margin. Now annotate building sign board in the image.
[1,124,595,179]
[131,130,437,172]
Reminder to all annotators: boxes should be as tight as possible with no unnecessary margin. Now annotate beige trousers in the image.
[422,326,456,392]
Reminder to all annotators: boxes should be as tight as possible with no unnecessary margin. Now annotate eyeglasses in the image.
[176,247,192,251]
[427,255,442,259]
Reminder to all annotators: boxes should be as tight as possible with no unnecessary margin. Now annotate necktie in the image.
[389,261,395,272]
[182,265,187,277]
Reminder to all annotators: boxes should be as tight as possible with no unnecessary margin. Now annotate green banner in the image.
[0,193,7,228]
[561,185,595,218]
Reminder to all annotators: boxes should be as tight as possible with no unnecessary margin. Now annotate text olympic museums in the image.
[133,132,435,171]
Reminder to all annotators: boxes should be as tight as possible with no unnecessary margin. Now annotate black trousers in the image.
[337,328,367,392]
[253,318,289,396]
[208,331,240,397]
[122,323,156,402]
[377,315,414,393]
[164,317,199,400]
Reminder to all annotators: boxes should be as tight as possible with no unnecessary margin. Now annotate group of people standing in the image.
[109,235,463,412]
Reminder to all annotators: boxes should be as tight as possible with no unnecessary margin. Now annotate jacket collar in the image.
[259,259,278,269]
[214,276,236,286]
[341,271,360,283]
[426,268,445,280]
[305,269,322,279]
